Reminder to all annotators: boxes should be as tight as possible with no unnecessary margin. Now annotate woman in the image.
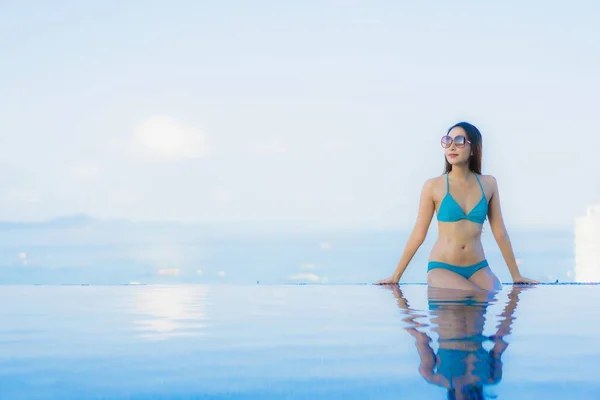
[376,122,537,290]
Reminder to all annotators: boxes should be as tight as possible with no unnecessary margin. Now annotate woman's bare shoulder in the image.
[424,174,445,185]
[479,174,499,191]
[479,174,498,184]
[423,175,446,195]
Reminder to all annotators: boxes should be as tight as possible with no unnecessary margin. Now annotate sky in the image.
[1,0,600,230]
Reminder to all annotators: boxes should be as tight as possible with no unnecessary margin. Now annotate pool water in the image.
[0,284,598,399]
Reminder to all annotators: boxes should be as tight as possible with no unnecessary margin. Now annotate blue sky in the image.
[1,1,599,229]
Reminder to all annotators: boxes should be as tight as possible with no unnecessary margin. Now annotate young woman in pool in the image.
[376,122,538,290]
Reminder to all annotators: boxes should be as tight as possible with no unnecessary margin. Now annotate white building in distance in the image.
[575,202,600,282]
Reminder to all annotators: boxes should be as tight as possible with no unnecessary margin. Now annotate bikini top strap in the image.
[474,173,484,195]
[445,173,449,193]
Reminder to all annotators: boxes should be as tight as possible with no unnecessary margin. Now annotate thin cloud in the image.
[130,115,211,163]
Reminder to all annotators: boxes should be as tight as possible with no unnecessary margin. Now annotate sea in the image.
[0,226,577,285]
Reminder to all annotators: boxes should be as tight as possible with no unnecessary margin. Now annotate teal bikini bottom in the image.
[427,259,489,279]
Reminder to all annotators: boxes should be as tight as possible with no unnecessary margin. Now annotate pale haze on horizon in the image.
[1,1,599,231]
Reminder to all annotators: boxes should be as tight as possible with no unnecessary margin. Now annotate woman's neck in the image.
[448,164,473,181]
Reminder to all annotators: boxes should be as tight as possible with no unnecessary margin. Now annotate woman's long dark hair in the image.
[443,122,483,175]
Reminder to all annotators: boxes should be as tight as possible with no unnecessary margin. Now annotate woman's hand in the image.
[512,275,539,285]
[375,276,399,285]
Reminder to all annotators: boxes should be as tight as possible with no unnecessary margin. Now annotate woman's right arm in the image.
[375,179,435,284]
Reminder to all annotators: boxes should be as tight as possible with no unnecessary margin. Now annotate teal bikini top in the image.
[437,173,488,224]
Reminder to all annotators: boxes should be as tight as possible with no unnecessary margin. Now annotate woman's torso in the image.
[429,173,492,266]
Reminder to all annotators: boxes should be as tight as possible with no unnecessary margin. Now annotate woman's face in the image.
[443,127,472,166]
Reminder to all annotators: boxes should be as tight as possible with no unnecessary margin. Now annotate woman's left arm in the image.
[487,176,539,284]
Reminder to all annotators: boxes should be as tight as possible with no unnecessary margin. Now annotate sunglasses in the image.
[441,135,471,149]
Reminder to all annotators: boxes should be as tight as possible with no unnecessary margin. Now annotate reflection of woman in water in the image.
[389,285,530,400]
[376,122,537,290]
